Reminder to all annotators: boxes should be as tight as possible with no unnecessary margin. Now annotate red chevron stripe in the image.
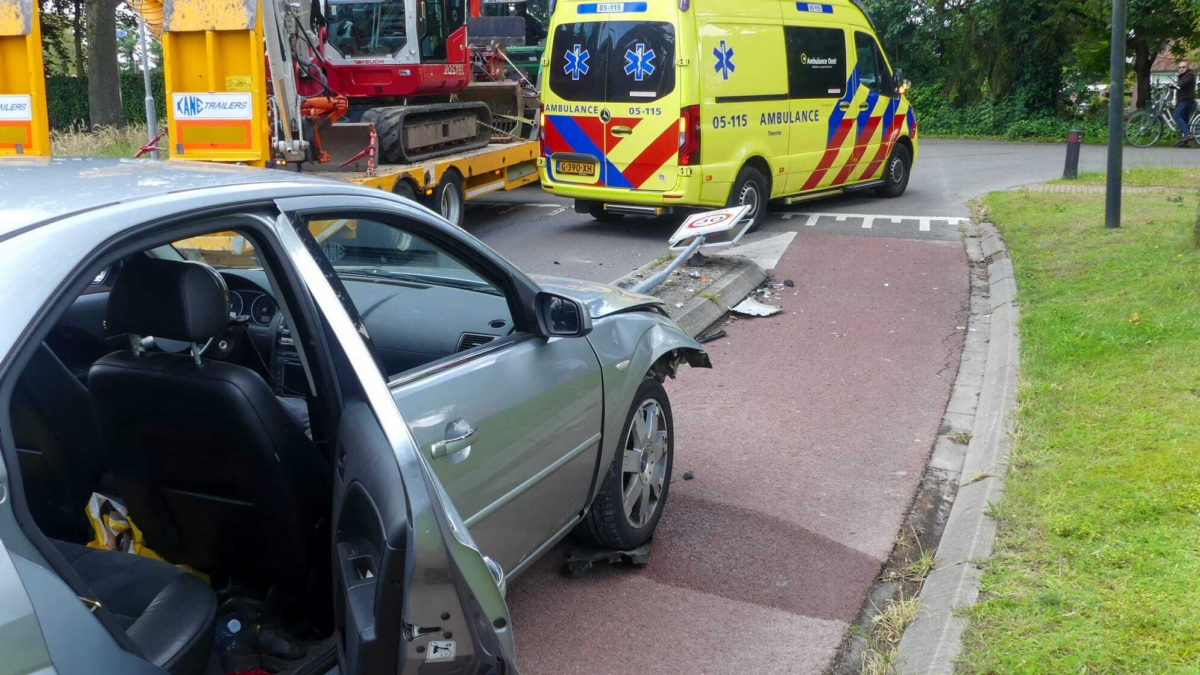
[832,115,882,186]
[861,114,906,180]
[621,124,679,188]
[801,118,856,191]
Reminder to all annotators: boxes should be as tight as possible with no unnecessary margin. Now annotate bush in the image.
[907,80,1109,143]
[45,72,167,130]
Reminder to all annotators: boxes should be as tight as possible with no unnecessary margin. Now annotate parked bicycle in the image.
[1125,83,1200,147]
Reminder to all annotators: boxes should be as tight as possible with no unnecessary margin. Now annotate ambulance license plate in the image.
[557,161,596,177]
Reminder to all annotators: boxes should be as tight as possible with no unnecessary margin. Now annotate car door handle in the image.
[838,101,851,111]
[431,420,476,459]
[611,126,633,136]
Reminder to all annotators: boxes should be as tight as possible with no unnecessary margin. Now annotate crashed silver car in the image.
[0,159,708,675]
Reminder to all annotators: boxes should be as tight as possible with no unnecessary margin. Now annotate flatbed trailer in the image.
[322,139,540,200]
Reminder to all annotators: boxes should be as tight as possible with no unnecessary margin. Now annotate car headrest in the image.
[107,258,230,344]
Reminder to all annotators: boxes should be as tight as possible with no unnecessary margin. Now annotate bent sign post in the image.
[633,205,753,294]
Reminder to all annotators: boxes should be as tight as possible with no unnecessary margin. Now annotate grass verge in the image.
[1048,166,1200,189]
[50,123,164,158]
[959,186,1200,673]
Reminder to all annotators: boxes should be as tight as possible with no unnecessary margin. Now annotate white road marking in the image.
[780,211,966,233]
[547,207,568,217]
[712,232,798,271]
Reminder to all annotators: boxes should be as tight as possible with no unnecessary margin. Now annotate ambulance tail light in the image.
[539,112,548,157]
[679,105,701,166]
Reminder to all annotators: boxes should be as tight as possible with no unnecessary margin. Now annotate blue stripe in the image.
[906,107,916,133]
[882,97,899,139]
[547,115,634,189]
[856,88,880,139]
[827,70,858,145]
[796,3,834,13]
[578,2,648,13]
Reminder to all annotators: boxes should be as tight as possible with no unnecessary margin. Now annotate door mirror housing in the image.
[534,293,592,338]
[893,69,909,96]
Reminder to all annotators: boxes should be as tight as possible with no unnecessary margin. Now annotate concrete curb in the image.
[896,222,1021,674]
[613,257,767,338]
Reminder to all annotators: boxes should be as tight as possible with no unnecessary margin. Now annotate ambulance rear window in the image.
[549,21,676,103]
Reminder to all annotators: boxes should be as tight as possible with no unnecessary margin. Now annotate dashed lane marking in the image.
[778,211,967,239]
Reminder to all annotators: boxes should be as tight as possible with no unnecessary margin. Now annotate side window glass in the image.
[854,32,878,92]
[785,26,848,99]
[309,217,499,295]
[873,39,895,96]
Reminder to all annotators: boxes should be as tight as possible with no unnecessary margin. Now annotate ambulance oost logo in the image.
[175,95,205,118]
[714,40,735,81]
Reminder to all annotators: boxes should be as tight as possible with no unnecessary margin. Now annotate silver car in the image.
[0,158,709,675]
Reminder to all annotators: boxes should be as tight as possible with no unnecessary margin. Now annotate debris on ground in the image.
[784,279,795,287]
[566,543,652,578]
[732,297,783,317]
[697,329,727,344]
[682,470,696,480]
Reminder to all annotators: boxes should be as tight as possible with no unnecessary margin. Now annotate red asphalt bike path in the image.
[506,231,969,674]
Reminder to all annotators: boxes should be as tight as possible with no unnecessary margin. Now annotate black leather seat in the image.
[87,257,330,593]
[11,343,109,541]
[54,539,217,675]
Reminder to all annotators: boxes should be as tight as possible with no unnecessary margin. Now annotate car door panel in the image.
[392,334,604,576]
[273,206,519,674]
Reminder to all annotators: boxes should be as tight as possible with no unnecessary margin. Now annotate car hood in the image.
[530,275,663,319]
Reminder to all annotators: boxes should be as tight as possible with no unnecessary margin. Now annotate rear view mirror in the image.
[893,69,908,96]
[535,293,592,338]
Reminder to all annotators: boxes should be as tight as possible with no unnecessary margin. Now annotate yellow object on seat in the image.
[85,493,210,583]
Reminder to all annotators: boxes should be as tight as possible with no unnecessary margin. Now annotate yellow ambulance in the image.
[537,0,917,230]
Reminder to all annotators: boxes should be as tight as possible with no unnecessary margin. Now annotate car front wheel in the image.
[577,377,674,549]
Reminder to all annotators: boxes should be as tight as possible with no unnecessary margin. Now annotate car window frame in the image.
[272,194,546,386]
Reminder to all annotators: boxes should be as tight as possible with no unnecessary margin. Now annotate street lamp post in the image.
[138,20,158,159]
[1105,0,1127,229]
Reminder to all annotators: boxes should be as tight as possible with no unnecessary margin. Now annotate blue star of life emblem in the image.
[714,40,735,80]
[564,44,591,81]
[624,43,657,82]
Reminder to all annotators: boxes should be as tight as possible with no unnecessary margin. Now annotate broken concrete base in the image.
[614,254,767,338]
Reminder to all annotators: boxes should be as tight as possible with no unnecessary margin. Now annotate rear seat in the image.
[53,540,217,675]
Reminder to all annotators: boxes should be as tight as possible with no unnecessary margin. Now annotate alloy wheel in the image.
[620,399,669,529]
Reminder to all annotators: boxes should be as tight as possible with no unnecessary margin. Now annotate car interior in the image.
[4,216,520,675]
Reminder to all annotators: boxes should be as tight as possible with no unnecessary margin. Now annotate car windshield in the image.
[326,0,407,57]
[172,219,500,295]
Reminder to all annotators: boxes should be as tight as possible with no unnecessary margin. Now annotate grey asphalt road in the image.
[463,139,1200,282]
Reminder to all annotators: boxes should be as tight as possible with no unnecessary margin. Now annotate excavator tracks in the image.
[363,102,494,164]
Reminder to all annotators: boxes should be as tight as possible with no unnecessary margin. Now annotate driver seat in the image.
[87,258,330,592]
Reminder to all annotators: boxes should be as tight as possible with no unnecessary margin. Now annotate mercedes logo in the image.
[600,109,612,123]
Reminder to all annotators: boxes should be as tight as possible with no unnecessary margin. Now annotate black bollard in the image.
[1063,129,1083,180]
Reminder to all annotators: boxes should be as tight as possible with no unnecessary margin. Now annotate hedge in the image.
[46,72,167,130]
[906,81,1111,144]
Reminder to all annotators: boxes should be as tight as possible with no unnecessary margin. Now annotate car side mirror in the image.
[535,293,592,338]
[893,70,909,97]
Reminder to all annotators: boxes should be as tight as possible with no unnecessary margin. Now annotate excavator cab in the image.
[324,0,408,58]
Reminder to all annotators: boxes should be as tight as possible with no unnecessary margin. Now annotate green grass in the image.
[959,188,1200,674]
[1049,167,1200,189]
[50,123,163,158]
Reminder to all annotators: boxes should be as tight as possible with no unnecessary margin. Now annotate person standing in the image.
[1172,61,1196,146]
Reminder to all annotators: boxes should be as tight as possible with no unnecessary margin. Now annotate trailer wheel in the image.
[391,179,417,202]
[425,170,465,228]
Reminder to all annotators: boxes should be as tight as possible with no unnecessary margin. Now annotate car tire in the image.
[876,144,912,198]
[424,170,465,227]
[577,377,674,550]
[727,165,769,233]
[588,203,625,222]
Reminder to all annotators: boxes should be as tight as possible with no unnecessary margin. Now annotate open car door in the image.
[273,212,519,675]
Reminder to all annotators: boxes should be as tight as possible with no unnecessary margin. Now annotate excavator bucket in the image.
[314,121,375,172]
[0,0,50,156]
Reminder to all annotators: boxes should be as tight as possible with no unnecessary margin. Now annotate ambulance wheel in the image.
[588,203,625,222]
[877,144,911,198]
[728,166,769,233]
[424,171,465,228]
[576,377,674,549]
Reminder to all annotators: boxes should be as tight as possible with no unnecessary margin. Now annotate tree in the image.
[85,0,123,127]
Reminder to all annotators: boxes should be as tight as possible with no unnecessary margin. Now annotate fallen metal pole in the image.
[632,235,706,295]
